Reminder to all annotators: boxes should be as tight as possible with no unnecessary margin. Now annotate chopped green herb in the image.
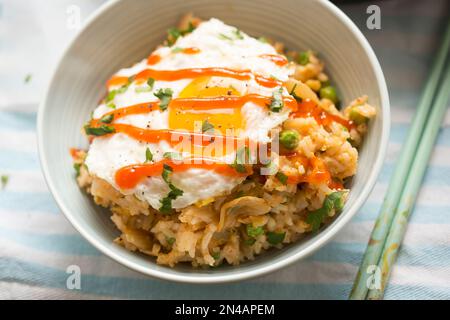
[84,124,115,136]
[268,87,284,112]
[232,28,244,40]
[1,175,9,189]
[306,191,346,232]
[220,28,244,41]
[24,74,32,84]
[162,164,173,184]
[267,232,285,245]
[321,80,331,87]
[154,88,173,110]
[289,84,302,102]
[244,238,256,246]
[202,119,214,133]
[106,102,116,109]
[105,90,117,103]
[147,78,155,89]
[166,237,176,245]
[275,172,288,185]
[73,163,81,178]
[297,51,310,65]
[159,164,184,214]
[211,251,221,260]
[246,224,264,238]
[163,152,183,161]
[160,184,183,214]
[231,146,250,173]
[145,147,153,163]
[171,47,183,53]
[135,86,152,93]
[218,33,233,41]
[117,84,129,94]
[105,81,130,103]
[258,37,269,43]
[100,114,114,124]
[167,22,196,45]
[135,77,155,93]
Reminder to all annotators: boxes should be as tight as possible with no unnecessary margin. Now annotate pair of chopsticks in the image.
[350,21,450,300]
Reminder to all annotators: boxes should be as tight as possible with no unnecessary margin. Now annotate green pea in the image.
[319,86,339,104]
[280,130,300,150]
[297,51,309,65]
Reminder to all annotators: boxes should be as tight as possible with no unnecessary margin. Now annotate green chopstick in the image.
[349,21,450,300]
[367,61,450,299]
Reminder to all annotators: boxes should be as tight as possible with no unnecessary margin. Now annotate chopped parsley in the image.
[231,146,250,173]
[167,22,195,45]
[275,171,288,185]
[84,124,115,136]
[211,251,221,260]
[201,119,214,133]
[232,28,244,40]
[159,164,184,214]
[289,83,302,102]
[1,175,9,189]
[154,88,173,110]
[219,28,244,41]
[24,74,32,84]
[267,231,285,245]
[145,147,153,163]
[100,114,114,124]
[246,224,264,238]
[244,238,256,246]
[135,77,155,93]
[147,78,155,89]
[268,87,284,112]
[106,102,116,109]
[105,81,130,103]
[73,163,82,178]
[135,86,152,93]
[218,33,233,41]
[306,191,346,232]
[166,237,176,245]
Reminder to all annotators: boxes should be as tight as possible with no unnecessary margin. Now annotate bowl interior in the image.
[38,0,389,282]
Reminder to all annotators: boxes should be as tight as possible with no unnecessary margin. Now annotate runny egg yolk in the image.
[168,77,244,135]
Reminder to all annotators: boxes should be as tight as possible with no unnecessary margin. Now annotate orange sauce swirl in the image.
[259,54,288,66]
[291,99,355,131]
[182,47,201,54]
[147,53,161,65]
[115,158,249,189]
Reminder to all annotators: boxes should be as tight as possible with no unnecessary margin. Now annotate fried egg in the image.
[85,18,295,210]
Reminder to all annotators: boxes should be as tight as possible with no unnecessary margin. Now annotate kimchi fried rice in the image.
[72,14,376,267]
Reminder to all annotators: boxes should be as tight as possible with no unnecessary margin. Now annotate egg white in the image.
[85,18,293,210]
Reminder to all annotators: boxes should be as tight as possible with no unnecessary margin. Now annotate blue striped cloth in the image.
[1,0,449,299]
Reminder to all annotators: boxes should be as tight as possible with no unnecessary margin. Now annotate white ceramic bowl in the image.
[38,0,389,283]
